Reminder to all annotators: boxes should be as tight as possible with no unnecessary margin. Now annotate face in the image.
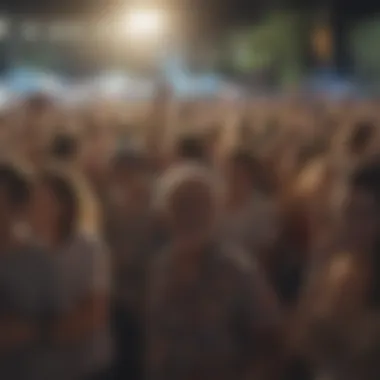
[167,179,218,245]
[342,187,379,247]
[29,183,63,241]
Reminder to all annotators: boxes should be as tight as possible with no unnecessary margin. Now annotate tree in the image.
[227,11,306,86]
[350,19,380,83]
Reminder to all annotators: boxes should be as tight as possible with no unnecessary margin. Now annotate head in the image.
[0,164,30,238]
[348,121,374,157]
[50,134,79,164]
[225,150,267,198]
[26,93,52,116]
[30,171,79,246]
[342,161,380,248]
[155,164,224,248]
[295,139,329,181]
[203,126,221,161]
[109,147,151,206]
[176,135,208,164]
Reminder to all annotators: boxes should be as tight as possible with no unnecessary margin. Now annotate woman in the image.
[29,170,113,380]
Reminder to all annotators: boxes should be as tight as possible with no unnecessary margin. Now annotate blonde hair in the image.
[48,163,101,237]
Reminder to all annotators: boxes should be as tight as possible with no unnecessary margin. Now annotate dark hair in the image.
[26,93,51,113]
[229,149,274,194]
[111,147,149,173]
[51,134,79,161]
[351,161,380,308]
[296,139,328,171]
[349,121,374,155]
[176,136,207,163]
[350,160,380,204]
[39,171,79,241]
[0,164,30,208]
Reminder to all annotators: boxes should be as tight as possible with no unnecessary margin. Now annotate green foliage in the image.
[226,11,307,86]
[350,19,380,80]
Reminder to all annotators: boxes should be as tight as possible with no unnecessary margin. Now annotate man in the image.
[104,148,163,380]
[146,163,282,380]
[0,164,58,380]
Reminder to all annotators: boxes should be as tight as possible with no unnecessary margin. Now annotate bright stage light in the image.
[120,9,166,40]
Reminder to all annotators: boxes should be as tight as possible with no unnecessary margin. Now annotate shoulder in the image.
[5,243,57,279]
[12,242,51,265]
[218,243,258,276]
[67,233,109,265]
[69,232,105,251]
[249,193,279,219]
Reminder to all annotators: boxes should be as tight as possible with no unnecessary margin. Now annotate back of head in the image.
[26,93,52,115]
[51,134,79,163]
[0,163,30,209]
[349,121,375,156]
[176,135,207,164]
[350,160,380,203]
[229,149,273,194]
[38,170,79,239]
[111,145,149,174]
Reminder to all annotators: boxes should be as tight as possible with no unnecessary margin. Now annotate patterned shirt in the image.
[146,242,280,380]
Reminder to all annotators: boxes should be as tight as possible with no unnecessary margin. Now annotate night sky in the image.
[1,0,379,72]
[1,0,379,21]
[2,0,379,43]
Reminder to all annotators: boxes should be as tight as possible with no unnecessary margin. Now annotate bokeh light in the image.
[120,9,167,41]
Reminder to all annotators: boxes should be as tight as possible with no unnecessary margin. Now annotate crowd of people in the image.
[1,90,380,380]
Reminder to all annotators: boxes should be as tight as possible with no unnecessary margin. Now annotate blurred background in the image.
[0,0,379,99]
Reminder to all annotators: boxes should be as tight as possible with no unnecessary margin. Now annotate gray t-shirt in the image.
[0,244,58,380]
[41,233,113,380]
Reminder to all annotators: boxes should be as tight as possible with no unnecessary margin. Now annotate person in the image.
[221,150,279,266]
[269,142,329,308]
[347,121,375,158]
[104,147,162,315]
[50,133,79,167]
[0,163,57,380]
[146,163,282,380]
[29,170,113,380]
[298,160,380,380]
[175,135,208,165]
[327,120,377,227]
[49,133,101,238]
[103,147,162,380]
